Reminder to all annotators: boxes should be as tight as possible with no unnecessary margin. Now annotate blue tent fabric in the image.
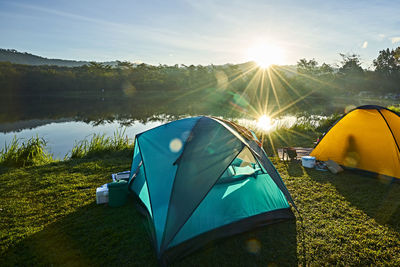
[161,117,245,252]
[128,116,295,263]
[132,117,199,249]
[168,173,289,248]
[214,117,297,210]
[248,140,297,210]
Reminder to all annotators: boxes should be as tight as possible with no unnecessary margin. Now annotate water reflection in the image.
[0,93,393,159]
[0,114,324,159]
[238,114,326,132]
[0,120,162,159]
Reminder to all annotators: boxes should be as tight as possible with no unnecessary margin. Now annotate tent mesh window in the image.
[217,147,263,184]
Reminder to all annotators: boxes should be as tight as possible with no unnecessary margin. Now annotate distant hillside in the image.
[0,49,298,73]
[0,49,117,67]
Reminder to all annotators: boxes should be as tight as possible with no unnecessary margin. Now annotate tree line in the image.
[0,46,399,117]
[296,47,400,96]
[0,61,240,96]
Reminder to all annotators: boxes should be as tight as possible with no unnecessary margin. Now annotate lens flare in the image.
[257,115,273,131]
[122,81,136,97]
[169,138,182,152]
[246,238,261,254]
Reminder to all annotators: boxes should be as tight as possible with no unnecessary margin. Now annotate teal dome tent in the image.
[128,116,296,264]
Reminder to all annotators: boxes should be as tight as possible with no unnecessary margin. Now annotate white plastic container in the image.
[301,156,316,168]
[111,171,130,182]
[96,184,109,204]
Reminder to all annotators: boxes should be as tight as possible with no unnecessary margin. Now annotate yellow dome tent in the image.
[310,105,400,179]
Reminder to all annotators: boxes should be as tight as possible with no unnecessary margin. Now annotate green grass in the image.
[276,160,400,265]
[1,119,400,266]
[0,149,154,266]
[0,136,53,168]
[1,147,400,266]
[69,129,132,159]
[0,130,131,168]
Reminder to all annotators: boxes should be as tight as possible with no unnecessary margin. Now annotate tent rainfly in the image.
[311,105,400,179]
[128,116,295,264]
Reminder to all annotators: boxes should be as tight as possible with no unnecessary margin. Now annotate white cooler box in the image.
[96,184,109,204]
[301,156,316,168]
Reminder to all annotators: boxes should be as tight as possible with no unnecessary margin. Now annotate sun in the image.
[246,43,285,68]
[257,115,274,131]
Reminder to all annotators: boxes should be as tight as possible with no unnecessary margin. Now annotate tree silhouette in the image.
[373,47,400,77]
[338,53,363,75]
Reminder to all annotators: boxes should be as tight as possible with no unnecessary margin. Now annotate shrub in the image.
[315,113,342,133]
[69,129,131,159]
[388,105,400,114]
[0,136,53,167]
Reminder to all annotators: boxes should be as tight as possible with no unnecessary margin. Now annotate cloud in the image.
[391,37,400,43]
[378,34,385,41]
[362,41,368,48]
[9,2,239,56]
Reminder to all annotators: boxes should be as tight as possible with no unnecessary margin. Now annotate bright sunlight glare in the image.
[257,115,273,131]
[246,43,285,68]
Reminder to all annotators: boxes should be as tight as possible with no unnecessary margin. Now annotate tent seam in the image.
[211,116,261,158]
[163,144,245,251]
[313,105,398,149]
[216,146,245,179]
[377,109,400,155]
[136,136,158,253]
[313,113,347,147]
[159,117,203,253]
[357,105,400,117]
[212,116,298,211]
[251,143,298,211]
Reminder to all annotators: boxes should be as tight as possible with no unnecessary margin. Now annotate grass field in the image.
[1,145,400,266]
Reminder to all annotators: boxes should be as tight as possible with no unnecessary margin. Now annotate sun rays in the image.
[246,43,285,69]
[256,115,273,131]
[160,44,332,151]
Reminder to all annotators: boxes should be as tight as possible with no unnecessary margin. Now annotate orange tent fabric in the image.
[310,105,400,179]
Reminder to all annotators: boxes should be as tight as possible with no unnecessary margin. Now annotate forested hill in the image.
[0,47,399,123]
[0,47,399,111]
[0,48,117,67]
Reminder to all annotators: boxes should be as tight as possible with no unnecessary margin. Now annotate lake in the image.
[0,94,396,159]
[0,119,163,159]
[0,114,319,159]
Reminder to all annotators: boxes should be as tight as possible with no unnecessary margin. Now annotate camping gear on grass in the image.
[96,184,109,204]
[324,160,344,174]
[108,180,129,207]
[128,116,296,264]
[278,147,313,161]
[311,105,400,179]
[111,171,130,181]
[314,161,328,171]
[96,173,130,206]
[282,147,298,161]
[301,156,316,168]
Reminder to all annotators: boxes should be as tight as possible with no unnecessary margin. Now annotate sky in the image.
[0,0,399,67]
